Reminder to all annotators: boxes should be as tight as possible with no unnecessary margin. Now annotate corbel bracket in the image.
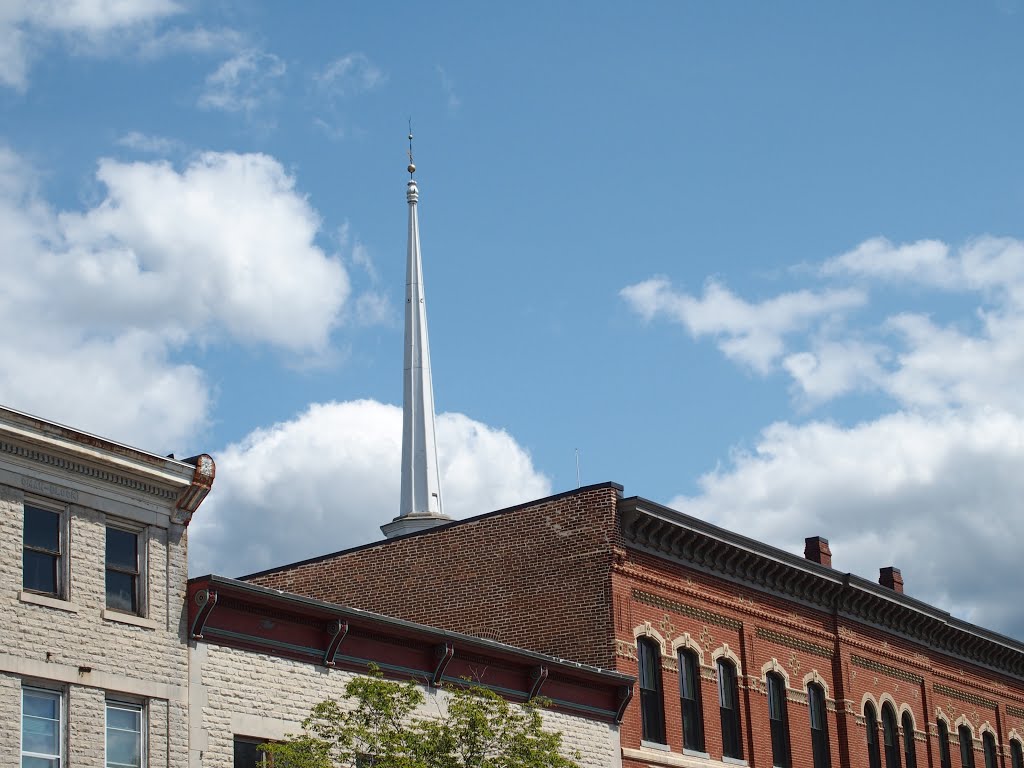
[528,665,549,700]
[615,683,634,724]
[433,643,455,686]
[190,589,218,639]
[323,620,349,667]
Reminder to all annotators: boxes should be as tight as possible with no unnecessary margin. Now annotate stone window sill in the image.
[19,590,78,613]
[723,758,749,767]
[101,608,160,630]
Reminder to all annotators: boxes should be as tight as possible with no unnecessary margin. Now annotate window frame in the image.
[881,703,902,768]
[808,683,831,768]
[637,637,666,745]
[959,725,976,768]
[1010,738,1023,768]
[678,647,705,752]
[865,702,882,768]
[105,698,145,768]
[104,521,147,617]
[901,711,917,768]
[767,672,791,768]
[937,719,952,768]
[982,732,998,768]
[22,684,64,767]
[717,658,743,760]
[22,501,68,599]
[233,736,274,767]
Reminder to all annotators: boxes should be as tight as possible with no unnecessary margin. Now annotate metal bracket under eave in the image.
[433,643,455,686]
[190,589,218,639]
[323,620,349,667]
[528,665,548,700]
[614,683,634,724]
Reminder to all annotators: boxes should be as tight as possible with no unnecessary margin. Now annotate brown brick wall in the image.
[247,483,623,668]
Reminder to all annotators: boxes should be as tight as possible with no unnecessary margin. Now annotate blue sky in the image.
[4,2,1024,637]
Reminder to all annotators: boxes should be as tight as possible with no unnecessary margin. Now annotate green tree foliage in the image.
[261,666,582,768]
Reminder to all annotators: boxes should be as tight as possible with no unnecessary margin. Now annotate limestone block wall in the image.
[0,481,189,768]
[190,642,622,768]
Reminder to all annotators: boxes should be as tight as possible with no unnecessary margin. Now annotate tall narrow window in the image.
[937,720,951,768]
[882,703,902,768]
[1010,739,1023,768]
[106,526,140,614]
[767,673,791,767]
[982,733,997,768]
[22,687,62,767]
[24,505,62,596]
[638,638,666,744]
[808,683,831,768]
[865,702,882,768]
[959,725,976,768]
[106,700,143,768]
[718,659,742,759]
[678,648,704,751]
[901,712,917,768]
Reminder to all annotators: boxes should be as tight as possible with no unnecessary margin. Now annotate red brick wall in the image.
[247,483,623,668]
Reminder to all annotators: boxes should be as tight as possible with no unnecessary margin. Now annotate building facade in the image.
[0,405,214,767]
[248,482,1024,768]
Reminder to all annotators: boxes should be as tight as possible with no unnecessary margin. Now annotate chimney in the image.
[804,536,832,568]
[879,566,904,594]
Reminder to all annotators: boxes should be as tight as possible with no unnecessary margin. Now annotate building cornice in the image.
[0,405,214,520]
[619,496,1024,680]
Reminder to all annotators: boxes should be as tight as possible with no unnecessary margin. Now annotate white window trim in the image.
[23,498,71,602]
[104,519,148,619]
[22,684,65,767]
[106,698,146,768]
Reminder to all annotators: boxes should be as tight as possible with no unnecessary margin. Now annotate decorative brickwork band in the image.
[934,683,996,710]
[632,589,741,630]
[756,626,834,659]
[850,654,924,684]
[1007,705,1024,718]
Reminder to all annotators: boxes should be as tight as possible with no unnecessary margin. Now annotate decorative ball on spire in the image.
[408,163,416,174]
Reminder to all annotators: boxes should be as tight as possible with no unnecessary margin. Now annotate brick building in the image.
[248,481,1024,768]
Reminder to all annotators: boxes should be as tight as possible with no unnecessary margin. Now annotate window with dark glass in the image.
[882,703,902,768]
[678,648,704,751]
[638,637,666,744]
[865,703,882,768]
[808,683,831,768]
[983,732,997,768]
[767,673,791,767]
[718,658,742,759]
[960,725,976,768]
[938,720,952,768]
[105,526,140,614]
[901,712,917,768]
[234,737,273,767]
[1011,739,1023,768]
[24,505,62,596]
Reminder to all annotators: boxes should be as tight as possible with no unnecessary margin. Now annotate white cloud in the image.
[189,400,551,577]
[314,52,385,97]
[198,49,286,113]
[116,131,182,154]
[436,64,460,111]
[137,25,244,59]
[620,277,865,373]
[0,0,181,89]
[0,145,351,449]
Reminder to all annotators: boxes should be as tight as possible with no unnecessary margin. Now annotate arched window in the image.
[678,648,704,752]
[937,720,951,768]
[808,683,831,768]
[983,732,997,768]
[865,702,882,768]
[767,673,790,768]
[881,704,902,768]
[960,725,976,768]
[901,712,917,768]
[1010,738,1023,768]
[717,658,742,759]
[637,637,666,744]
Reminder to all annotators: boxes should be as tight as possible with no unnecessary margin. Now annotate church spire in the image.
[382,132,451,539]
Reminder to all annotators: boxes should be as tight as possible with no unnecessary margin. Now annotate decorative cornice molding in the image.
[934,683,996,711]
[757,626,833,659]
[1007,704,1024,718]
[633,589,741,631]
[851,654,923,684]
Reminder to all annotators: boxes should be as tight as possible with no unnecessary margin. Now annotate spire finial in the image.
[407,119,416,176]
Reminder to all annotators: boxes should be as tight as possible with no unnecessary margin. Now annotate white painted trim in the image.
[760,658,790,687]
[671,632,706,665]
[0,652,186,703]
[711,644,742,674]
[19,591,79,613]
[634,622,668,654]
[802,670,830,699]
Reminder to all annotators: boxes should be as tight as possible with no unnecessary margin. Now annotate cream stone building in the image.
[0,405,214,768]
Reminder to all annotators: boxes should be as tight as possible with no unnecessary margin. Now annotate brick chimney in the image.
[804,536,832,568]
[879,566,904,594]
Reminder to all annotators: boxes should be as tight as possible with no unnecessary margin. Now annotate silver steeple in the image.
[382,135,451,538]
